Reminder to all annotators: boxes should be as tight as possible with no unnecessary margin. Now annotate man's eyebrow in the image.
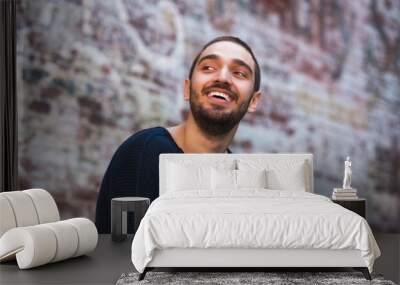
[197,54,220,65]
[231,58,253,75]
[197,54,253,75]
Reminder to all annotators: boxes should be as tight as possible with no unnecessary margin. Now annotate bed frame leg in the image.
[354,267,371,280]
[138,268,148,281]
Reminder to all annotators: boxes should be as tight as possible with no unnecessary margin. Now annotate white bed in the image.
[131,154,380,280]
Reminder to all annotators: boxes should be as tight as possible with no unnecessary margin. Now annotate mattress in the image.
[131,190,380,273]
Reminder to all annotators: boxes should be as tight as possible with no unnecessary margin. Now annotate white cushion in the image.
[0,196,16,237]
[167,163,211,191]
[0,190,60,238]
[0,189,98,269]
[237,159,307,191]
[211,168,236,190]
[0,225,57,269]
[23,189,60,223]
[211,169,268,191]
[42,221,79,262]
[0,218,97,269]
[64,218,98,257]
[236,169,267,189]
[0,191,39,227]
[166,160,236,192]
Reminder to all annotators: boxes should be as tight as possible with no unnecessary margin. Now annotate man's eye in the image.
[201,65,215,71]
[234,71,247,78]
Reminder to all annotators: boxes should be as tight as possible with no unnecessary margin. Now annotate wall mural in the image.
[16,0,399,232]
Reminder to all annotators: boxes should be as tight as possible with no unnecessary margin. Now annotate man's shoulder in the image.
[121,126,166,145]
[120,126,181,153]
[127,126,165,139]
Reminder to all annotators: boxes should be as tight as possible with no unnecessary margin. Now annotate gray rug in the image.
[116,271,396,285]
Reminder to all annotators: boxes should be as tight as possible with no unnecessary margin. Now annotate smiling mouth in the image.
[204,88,238,104]
[207,91,232,102]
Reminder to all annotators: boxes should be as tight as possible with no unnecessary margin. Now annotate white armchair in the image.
[0,189,98,269]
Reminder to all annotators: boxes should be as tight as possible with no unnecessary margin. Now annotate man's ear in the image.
[183,79,190,101]
[247,90,262,113]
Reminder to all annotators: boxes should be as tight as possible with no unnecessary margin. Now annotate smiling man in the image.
[95,36,262,233]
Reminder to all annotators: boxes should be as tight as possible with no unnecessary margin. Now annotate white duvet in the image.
[131,190,380,273]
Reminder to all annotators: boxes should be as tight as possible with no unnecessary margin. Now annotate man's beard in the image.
[189,84,251,137]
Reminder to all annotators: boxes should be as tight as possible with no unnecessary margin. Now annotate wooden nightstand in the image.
[332,198,366,218]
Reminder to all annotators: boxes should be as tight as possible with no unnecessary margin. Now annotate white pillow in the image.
[267,169,306,191]
[236,169,267,189]
[211,168,268,190]
[211,168,236,190]
[166,159,236,192]
[167,162,211,191]
[237,159,307,191]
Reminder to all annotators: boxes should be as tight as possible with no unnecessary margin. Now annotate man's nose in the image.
[216,66,232,84]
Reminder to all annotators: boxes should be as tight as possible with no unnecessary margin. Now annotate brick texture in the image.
[16,0,400,232]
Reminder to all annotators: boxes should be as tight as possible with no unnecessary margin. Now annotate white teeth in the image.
[208,92,231,102]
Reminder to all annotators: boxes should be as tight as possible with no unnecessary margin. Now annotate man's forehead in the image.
[198,41,255,70]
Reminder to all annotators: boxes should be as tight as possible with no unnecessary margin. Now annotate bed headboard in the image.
[159,153,314,195]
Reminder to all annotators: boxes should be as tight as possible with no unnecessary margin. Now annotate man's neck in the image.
[167,116,236,153]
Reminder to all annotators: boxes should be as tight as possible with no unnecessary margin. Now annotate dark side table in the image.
[332,198,366,218]
[111,197,150,242]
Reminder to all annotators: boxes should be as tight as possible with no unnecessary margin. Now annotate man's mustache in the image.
[202,82,237,101]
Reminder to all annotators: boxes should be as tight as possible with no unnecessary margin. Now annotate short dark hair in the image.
[188,36,261,92]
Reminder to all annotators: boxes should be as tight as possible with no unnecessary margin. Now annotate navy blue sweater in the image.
[95,126,232,233]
